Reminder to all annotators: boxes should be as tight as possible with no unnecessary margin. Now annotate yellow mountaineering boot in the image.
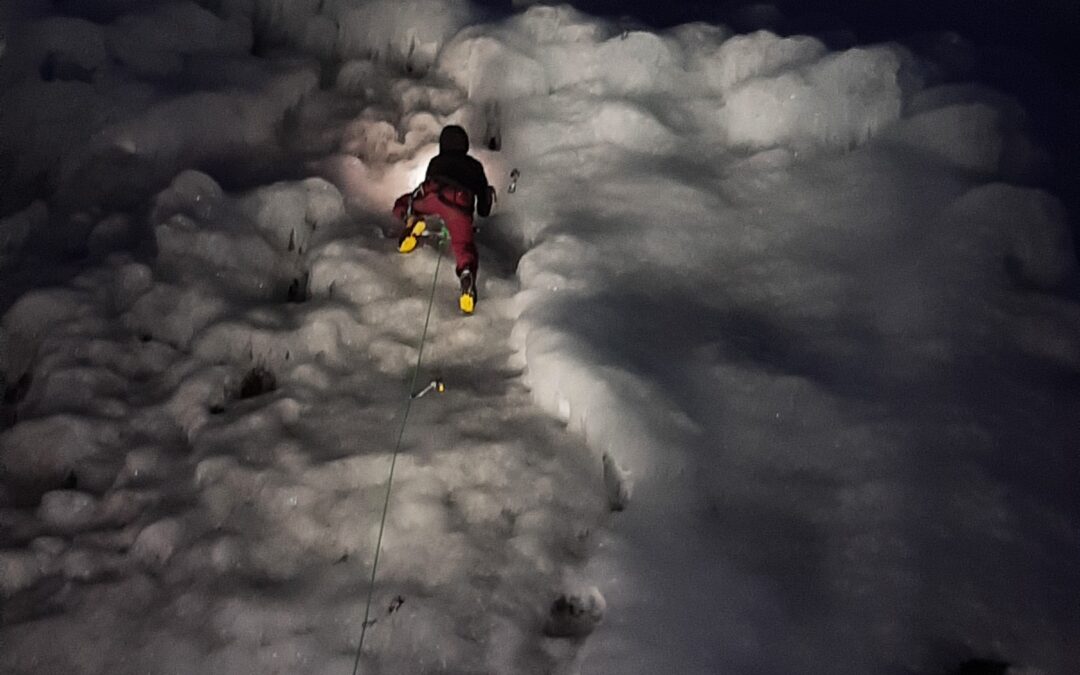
[458,269,477,314]
[397,217,426,253]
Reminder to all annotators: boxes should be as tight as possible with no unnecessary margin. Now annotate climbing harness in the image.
[350,224,449,675]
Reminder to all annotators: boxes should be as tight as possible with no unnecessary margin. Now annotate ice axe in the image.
[411,378,445,399]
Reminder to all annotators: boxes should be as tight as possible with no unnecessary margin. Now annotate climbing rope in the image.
[351,228,448,675]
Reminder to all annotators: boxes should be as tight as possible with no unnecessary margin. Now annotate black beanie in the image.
[439,125,470,153]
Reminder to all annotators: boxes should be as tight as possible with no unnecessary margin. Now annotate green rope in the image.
[351,231,448,675]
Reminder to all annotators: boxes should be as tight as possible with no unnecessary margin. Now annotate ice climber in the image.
[393,125,494,314]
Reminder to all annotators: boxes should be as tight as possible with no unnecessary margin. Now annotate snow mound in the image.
[0,79,118,210]
[335,0,475,69]
[559,30,683,95]
[0,415,117,490]
[193,308,371,370]
[666,22,731,56]
[703,30,826,92]
[308,243,400,305]
[441,16,681,99]
[237,0,475,71]
[131,517,186,567]
[0,550,46,596]
[889,103,1004,172]
[1,202,46,270]
[154,213,287,299]
[124,284,227,349]
[104,270,164,323]
[938,184,1076,290]
[511,304,677,497]
[438,35,550,100]
[0,15,315,219]
[106,2,251,77]
[35,365,129,418]
[3,287,91,353]
[887,89,1047,177]
[508,4,607,45]
[340,112,441,164]
[21,17,108,80]
[238,176,349,249]
[718,46,904,150]
[151,172,342,302]
[95,64,317,164]
[37,490,101,532]
[511,95,678,158]
[151,169,226,224]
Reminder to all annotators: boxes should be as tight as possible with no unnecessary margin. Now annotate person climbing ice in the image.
[393,125,494,314]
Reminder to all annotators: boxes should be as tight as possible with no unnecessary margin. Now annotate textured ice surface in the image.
[1,174,606,675]
[1,3,1077,675]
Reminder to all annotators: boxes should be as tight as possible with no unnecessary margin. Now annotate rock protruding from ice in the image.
[543,586,606,638]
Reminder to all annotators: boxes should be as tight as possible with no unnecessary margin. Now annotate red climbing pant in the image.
[393,186,477,276]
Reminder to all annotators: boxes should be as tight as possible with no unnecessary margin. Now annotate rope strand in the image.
[351,234,447,675]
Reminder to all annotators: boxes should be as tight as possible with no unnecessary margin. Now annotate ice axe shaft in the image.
[411,378,445,399]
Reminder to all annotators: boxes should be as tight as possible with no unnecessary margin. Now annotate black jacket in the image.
[425,153,493,217]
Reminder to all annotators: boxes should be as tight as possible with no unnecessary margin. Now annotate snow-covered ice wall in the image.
[1,1,1078,674]
[429,5,1079,674]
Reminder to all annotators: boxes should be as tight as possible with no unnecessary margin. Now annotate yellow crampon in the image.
[458,269,476,314]
[397,218,426,253]
[459,291,475,314]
